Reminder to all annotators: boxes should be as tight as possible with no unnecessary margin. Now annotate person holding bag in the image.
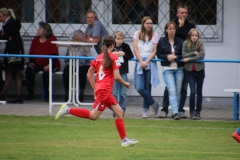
[0,8,24,103]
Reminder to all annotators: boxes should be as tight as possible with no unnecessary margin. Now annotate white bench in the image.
[223,89,240,121]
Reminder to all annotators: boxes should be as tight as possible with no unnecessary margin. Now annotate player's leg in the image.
[55,104,102,121]
[110,103,139,148]
[55,90,107,120]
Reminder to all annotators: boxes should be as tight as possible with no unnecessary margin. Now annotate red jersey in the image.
[90,53,121,92]
[29,35,60,69]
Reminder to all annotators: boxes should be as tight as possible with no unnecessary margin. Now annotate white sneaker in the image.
[142,111,148,118]
[55,104,69,120]
[122,139,139,149]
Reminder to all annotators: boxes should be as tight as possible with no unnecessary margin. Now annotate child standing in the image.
[112,31,134,117]
[182,28,205,120]
[55,35,138,149]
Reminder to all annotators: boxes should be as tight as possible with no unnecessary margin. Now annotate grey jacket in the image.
[182,41,205,71]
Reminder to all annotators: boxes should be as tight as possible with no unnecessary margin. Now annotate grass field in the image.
[0,115,239,160]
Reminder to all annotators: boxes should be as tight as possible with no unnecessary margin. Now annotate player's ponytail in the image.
[102,36,114,69]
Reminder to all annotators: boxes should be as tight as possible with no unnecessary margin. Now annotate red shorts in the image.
[93,90,118,111]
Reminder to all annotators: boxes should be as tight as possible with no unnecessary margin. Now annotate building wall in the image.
[2,0,240,98]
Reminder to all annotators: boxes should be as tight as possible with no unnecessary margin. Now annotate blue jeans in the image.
[112,73,128,112]
[188,69,205,113]
[135,69,155,111]
[162,67,184,115]
[162,70,188,113]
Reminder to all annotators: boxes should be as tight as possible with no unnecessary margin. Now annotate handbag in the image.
[7,54,22,65]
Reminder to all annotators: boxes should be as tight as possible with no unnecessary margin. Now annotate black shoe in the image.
[25,94,35,100]
[22,80,27,86]
[190,111,196,120]
[172,113,181,120]
[0,95,5,101]
[195,112,201,120]
[8,95,23,104]
[44,92,49,102]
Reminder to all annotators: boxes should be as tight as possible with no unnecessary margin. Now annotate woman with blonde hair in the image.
[182,28,205,120]
[0,8,24,103]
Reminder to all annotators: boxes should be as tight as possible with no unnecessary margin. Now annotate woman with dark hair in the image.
[25,21,60,101]
[55,35,139,149]
[157,21,184,120]
[0,8,24,103]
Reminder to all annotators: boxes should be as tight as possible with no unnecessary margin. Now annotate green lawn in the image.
[0,115,239,160]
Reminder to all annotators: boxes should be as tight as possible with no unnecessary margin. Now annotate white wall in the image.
[3,0,240,97]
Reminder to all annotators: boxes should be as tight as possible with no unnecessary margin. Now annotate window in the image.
[112,0,159,24]
[0,0,34,23]
[0,0,223,42]
[46,0,91,23]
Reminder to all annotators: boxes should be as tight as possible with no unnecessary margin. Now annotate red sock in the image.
[115,119,126,140]
[69,108,90,119]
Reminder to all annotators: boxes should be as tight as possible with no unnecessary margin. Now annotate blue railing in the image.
[1,54,240,63]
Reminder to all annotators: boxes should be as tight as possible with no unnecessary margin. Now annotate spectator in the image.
[112,31,134,117]
[83,10,109,55]
[161,5,196,119]
[0,8,24,103]
[182,28,205,120]
[157,21,184,120]
[25,21,60,101]
[62,30,90,102]
[55,35,139,149]
[133,16,160,118]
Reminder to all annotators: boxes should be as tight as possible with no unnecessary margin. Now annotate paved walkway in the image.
[0,97,235,121]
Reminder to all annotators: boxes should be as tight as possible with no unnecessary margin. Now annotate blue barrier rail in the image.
[0,54,240,63]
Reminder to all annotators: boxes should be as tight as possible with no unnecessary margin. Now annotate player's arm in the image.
[87,66,96,90]
[113,69,130,89]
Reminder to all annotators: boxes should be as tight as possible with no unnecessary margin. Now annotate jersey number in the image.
[99,65,105,80]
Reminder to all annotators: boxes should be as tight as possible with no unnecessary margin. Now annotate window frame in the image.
[16,0,223,42]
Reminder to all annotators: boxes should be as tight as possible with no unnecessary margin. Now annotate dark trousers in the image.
[62,64,90,101]
[25,63,56,97]
[188,69,205,113]
[161,70,188,114]
[0,64,5,91]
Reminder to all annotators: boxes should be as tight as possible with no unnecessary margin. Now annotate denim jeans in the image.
[162,67,184,115]
[188,69,205,113]
[112,73,128,112]
[135,69,155,111]
[162,70,188,114]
